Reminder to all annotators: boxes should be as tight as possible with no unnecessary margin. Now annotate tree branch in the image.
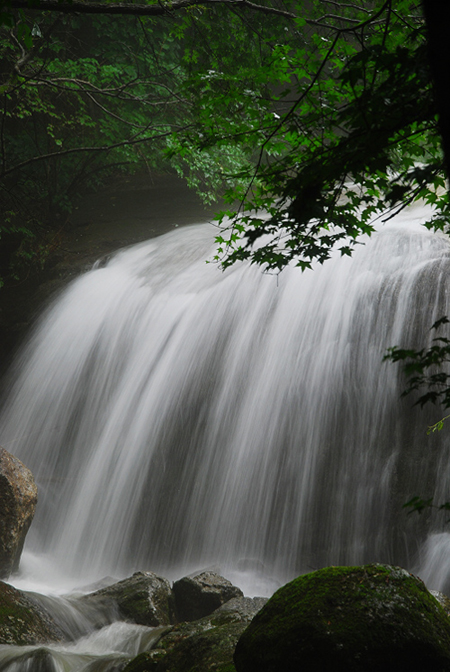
[34,76,190,105]
[7,0,297,20]
[0,123,192,177]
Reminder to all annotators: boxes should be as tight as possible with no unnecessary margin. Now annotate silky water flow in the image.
[1,204,450,669]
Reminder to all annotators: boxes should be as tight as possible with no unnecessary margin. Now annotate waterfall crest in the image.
[1,207,450,591]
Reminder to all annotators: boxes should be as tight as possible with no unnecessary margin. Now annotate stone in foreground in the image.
[0,581,64,645]
[173,571,244,622]
[0,447,37,579]
[234,564,450,672]
[123,596,267,672]
[80,571,175,627]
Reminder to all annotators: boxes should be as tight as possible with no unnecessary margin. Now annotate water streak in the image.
[1,206,450,592]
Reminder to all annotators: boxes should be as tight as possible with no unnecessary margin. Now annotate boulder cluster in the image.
[2,447,450,671]
[79,569,245,629]
[0,569,263,671]
[3,565,450,672]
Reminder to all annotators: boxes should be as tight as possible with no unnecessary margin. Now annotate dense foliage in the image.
[195,0,447,273]
[1,0,446,284]
[0,6,191,280]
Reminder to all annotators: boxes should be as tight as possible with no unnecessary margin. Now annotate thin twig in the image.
[7,0,297,20]
[0,124,193,177]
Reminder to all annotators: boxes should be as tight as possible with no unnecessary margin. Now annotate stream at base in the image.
[0,622,163,672]
[1,203,450,668]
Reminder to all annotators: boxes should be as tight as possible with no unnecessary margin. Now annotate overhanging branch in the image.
[5,0,296,20]
[0,123,193,177]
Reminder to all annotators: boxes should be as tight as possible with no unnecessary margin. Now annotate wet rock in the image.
[173,571,244,622]
[80,571,175,627]
[0,447,37,579]
[123,596,267,672]
[234,564,450,672]
[431,590,450,617]
[0,581,64,645]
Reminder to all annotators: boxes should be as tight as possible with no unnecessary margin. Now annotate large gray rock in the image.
[0,447,37,579]
[80,571,175,627]
[173,571,244,622]
[0,580,64,645]
[123,596,267,672]
[234,564,450,672]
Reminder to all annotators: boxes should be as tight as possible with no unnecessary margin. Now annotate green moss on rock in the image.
[0,580,63,645]
[153,621,245,672]
[123,597,264,672]
[122,651,156,671]
[234,564,450,672]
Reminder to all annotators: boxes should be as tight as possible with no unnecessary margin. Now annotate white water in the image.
[2,205,450,666]
[0,621,165,671]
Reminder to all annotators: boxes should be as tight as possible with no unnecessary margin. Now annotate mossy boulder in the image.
[0,581,64,645]
[234,564,450,672]
[123,596,267,672]
[79,571,175,627]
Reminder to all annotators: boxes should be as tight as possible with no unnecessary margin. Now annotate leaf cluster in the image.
[403,496,450,519]
[385,317,450,415]
[166,1,447,273]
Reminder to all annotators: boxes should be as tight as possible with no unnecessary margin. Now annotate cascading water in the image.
[1,203,450,603]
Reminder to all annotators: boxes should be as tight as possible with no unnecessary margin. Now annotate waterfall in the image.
[1,204,450,593]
